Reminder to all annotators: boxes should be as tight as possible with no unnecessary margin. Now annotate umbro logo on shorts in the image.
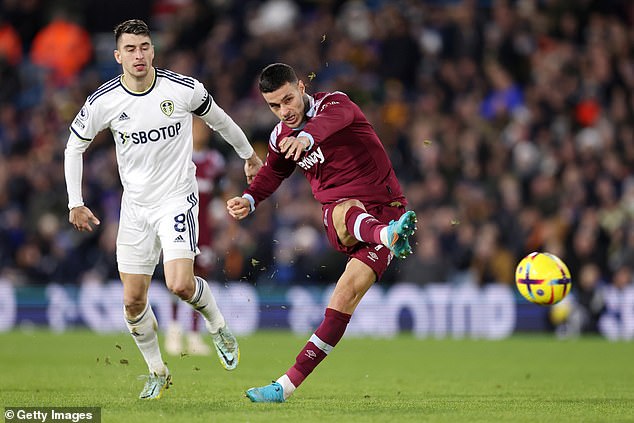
[118,112,130,121]
[174,235,185,243]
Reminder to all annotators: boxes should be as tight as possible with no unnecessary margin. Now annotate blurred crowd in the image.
[1,0,633,319]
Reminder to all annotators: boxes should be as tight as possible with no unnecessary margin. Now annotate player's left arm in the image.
[227,150,293,220]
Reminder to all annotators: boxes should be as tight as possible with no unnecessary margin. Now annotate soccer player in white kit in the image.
[64,19,263,400]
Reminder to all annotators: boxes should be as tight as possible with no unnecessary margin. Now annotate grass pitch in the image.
[1,329,633,422]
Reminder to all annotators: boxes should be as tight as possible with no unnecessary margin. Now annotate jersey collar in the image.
[120,67,157,96]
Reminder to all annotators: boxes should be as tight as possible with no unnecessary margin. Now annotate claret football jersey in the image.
[245,91,405,208]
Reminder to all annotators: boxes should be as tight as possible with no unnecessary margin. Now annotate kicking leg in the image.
[340,200,383,246]
[338,200,417,258]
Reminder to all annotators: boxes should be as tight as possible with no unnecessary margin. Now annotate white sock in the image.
[188,276,226,333]
[276,374,296,400]
[379,227,389,246]
[125,304,166,375]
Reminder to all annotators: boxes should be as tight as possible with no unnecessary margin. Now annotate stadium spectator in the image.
[1,0,45,51]
[0,19,23,66]
[400,227,451,286]
[598,263,633,340]
[227,63,418,402]
[479,60,524,121]
[63,19,262,399]
[30,11,93,86]
[470,222,516,286]
[552,262,606,338]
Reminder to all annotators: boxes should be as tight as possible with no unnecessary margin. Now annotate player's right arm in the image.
[64,100,106,232]
[64,133,101,231]
[226,155,291,220]
[226,196,251,220]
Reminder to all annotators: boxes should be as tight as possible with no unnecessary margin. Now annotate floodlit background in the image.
[1,0,634,339]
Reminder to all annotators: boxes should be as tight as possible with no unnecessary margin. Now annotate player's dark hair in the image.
[114,19,151,46]
[259,63,299,93]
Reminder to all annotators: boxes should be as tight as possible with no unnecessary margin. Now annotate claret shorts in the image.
[322,198,406,280]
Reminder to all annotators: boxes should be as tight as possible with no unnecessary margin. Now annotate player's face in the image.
[262,81,306,129]
[114,33,154,81]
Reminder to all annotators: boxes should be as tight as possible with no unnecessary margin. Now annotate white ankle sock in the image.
[276,374,296,400]
[379,227,389,246]
[188,277,226,333]
[125,304,166,375]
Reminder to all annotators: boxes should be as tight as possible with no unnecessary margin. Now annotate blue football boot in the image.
[385,210,417,258]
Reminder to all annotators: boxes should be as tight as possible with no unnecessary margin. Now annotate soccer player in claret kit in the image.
[64,19,262,399]
[226,63,418,402]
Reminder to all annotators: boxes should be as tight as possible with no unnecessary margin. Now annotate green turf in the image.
[1,330,633,422]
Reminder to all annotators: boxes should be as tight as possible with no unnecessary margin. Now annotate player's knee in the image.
[333,199,364,222]
[333,199,365,245]
[124,300,147,319]
[166,278,195,300]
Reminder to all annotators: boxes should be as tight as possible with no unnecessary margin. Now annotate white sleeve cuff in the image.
[242,194,255,213]
[297,131,314,151]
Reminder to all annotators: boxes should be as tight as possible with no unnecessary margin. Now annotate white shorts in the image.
[117,192,200,275]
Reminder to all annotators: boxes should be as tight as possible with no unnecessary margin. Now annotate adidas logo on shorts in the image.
[174,235,185,243]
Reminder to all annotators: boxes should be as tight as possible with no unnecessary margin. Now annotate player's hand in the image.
[244,152,263,184]
[226,197,251,220]
[69,206,101,232]
[279,136,310,161]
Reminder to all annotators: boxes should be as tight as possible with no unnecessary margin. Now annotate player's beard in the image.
[301,94,310,123]
[284,94,310,128]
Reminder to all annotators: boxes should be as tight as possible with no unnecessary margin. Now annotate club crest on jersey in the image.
[160,100,174,116]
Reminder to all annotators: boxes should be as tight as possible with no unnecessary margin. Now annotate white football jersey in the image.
[68,68,213,206]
